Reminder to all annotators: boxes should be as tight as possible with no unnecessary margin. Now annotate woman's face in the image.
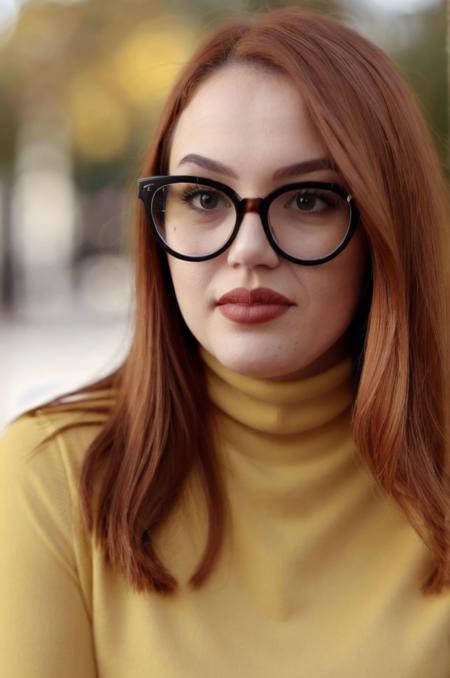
[167,64,368,380]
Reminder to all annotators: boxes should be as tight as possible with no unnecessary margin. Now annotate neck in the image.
[200,345,354,442]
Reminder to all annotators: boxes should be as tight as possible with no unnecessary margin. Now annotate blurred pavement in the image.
[0,316,130,430]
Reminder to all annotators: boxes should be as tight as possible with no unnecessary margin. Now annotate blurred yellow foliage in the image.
[68,70,129,162]
[112,22,196,109]
[64,21,195,161]
[0,0,445,173]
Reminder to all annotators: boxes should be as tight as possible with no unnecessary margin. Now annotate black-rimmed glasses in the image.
[138,175,359,265]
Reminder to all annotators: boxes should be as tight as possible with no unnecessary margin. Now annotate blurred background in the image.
[0,0,447,427]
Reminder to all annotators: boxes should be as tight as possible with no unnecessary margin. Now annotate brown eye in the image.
[182,189,227,210]
[294,192,331,212]
[296,194,317,211]
[197,192,220,209]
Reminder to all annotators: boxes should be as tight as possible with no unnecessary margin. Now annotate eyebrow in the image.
[176,153,337,180]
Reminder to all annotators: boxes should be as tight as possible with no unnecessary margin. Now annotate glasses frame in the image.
[137,175,359,265]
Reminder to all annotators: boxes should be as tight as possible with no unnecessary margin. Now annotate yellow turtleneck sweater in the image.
[1,350,449,677]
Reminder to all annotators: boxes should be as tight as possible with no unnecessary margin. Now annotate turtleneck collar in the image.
[200,346,354,437]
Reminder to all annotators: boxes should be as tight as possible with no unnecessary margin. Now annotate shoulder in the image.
[0,390,114,545]
[0,392,115,649]
[0,390,113,482]
[0,391,115,605]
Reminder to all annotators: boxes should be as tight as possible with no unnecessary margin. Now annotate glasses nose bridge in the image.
[241,196,264,216]
[231,193,278,260]
[237,197,267,236]
[235,195,270,242]
[229,195,278,265]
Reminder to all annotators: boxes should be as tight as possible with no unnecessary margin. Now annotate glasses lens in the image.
[268,187,351,260]
[151,182,236,257]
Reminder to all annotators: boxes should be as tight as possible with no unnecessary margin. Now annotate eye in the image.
[182,188,228,211]
[291,191,332,212]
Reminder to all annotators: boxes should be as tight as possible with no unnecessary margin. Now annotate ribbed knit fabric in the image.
[0,352,449,677]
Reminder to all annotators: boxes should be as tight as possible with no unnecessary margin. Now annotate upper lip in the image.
[217,287,294,305]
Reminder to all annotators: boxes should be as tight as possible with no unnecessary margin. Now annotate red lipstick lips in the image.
[216,287,294,324]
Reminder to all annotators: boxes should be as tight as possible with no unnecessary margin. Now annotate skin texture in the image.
[167,64,369,380]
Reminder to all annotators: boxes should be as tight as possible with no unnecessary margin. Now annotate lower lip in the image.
[217,303,291,324]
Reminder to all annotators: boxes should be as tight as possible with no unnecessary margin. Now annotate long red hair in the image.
[33,8,450,595]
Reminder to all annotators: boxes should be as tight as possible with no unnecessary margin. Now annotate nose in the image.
[226,209,280,269]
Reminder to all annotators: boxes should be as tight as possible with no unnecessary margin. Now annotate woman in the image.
[1,7,449,677]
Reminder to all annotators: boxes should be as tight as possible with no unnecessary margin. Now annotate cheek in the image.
[301,232,369,320]
[167,258,212,321]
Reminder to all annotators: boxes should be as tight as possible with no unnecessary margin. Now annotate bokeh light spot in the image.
[68,71,129,161]
[113,21,196,110]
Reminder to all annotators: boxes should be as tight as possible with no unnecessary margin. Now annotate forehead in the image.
[168,64,327,176]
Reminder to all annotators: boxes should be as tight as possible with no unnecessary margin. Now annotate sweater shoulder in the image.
[0,391,114,615]
[1,388,114,476]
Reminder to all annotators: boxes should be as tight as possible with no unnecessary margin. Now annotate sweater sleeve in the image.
[0,414,98,678]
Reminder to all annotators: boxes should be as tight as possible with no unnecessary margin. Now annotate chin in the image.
[205,336,340,380]
[214,350,307,380]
